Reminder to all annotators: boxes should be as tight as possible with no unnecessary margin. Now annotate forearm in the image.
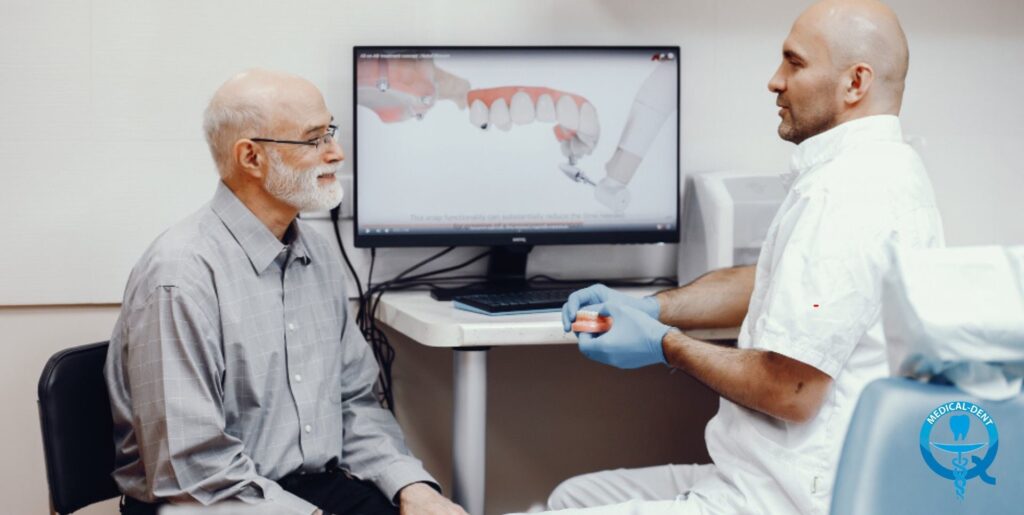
[341,329,436,500]
[661,329,828,423]
[655,265,755,329]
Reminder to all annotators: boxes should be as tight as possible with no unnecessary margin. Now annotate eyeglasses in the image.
[251,125,338,150]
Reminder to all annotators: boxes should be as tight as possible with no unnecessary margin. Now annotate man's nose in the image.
[324,138,344,164]
[768,66,785,94]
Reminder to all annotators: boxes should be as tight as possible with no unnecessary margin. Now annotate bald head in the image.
[203,69,328,177]
[800,0,909,107]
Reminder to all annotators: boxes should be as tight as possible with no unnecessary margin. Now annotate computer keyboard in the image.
[452,288,577,315]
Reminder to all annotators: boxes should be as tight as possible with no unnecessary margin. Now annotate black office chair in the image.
[38,341,121,514]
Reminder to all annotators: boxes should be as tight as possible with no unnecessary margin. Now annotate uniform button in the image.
[287,322,296,331]
[294,374,303,383]
[304,424,312,433]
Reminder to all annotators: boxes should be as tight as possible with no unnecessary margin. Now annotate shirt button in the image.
[304,424,313,433]
[294,374,303,383]
[287,322,296,331]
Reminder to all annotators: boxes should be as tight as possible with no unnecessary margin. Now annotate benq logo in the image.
[512,237,527,243]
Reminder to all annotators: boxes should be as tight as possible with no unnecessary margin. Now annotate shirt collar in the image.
[781,114,904,189]
[210,182,312,275]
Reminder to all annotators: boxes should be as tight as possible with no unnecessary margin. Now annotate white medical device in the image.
[678,171,786,285]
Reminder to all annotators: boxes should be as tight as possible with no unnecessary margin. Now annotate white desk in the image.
[375,288,738,515]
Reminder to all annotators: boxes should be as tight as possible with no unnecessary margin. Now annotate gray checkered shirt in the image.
[104,182,435,514]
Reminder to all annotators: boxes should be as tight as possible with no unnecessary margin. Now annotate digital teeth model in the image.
[509,91,535,125]
[489,98,512,131]
[465,86,601,187]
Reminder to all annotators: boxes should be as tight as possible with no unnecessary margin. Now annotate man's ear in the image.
[843,63,874,106]
[233,140,265,180]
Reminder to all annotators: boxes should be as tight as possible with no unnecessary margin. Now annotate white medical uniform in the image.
[543,115,945,515]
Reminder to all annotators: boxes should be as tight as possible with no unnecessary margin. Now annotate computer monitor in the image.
[353,46,680,293]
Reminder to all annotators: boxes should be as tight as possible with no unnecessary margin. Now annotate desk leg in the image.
[452,348,488,515]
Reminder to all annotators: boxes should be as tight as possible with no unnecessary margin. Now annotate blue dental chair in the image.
[831,377,1024,514]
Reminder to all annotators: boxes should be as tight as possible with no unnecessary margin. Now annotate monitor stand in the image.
[430,245,544,301]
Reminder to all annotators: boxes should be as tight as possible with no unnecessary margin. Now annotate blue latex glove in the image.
[561,283,660,332]
[577,302,671,369]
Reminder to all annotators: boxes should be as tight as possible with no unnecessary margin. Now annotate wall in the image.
[2,0,1022,513]
[2,0,1022,305]
[0,306,122,515]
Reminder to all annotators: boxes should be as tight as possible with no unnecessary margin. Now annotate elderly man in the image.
[104,70,466,515]
[553,1,944,514]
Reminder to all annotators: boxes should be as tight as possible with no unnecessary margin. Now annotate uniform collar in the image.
[781,114,904,189]
[211,182,312,275]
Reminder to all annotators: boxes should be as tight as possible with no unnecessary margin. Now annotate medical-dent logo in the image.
[920,401,998,501]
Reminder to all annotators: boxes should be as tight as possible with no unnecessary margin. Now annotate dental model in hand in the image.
[571,310,613,334]
[466,86,602,187]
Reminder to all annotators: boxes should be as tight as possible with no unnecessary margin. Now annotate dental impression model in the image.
[571,310,613,334]
[465,86,602,187]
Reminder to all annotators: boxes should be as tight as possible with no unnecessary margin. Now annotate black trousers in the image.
[121,469,398,515]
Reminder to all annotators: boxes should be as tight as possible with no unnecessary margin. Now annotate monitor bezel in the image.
[352,45,681,248]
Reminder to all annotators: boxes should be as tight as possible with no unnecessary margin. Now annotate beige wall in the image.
[0,306,122,515]
[3,305,719,514]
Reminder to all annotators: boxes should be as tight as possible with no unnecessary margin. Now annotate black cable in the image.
[391,247,456,284]
[330,207,365,300]
[331,207,396,412]
[358,247,485,413]
[362,247,397,411]
[368,250,492,331]
[329,207,677,413]
[388,249,492,285]
[328,208,487,413]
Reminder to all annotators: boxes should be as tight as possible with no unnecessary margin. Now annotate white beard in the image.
[264,150,344,212]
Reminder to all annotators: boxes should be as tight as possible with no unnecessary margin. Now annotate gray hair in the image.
[202,96,267,179]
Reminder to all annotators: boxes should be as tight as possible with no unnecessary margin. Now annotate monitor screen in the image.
[354,46,679,248]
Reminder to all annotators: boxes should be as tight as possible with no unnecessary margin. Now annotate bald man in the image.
[105,70,467,515]
[551,1,944,514]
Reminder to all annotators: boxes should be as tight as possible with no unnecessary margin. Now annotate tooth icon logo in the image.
[950,414,970,441]
[920,401,999,502]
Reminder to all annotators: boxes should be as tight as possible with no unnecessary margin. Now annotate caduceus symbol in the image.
[930,414,986,501]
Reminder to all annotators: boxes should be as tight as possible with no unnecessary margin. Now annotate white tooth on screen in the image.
[470,99,489,128]
[560,138,572,157]
[578,102,600,141]
[536,94,556,122]
[490,98,512,131]
[556,95,579,131]
[570,136,590,156]
[509,91,535,124]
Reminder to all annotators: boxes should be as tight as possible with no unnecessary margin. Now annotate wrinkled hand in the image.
[562,284,660,332]
[399,483,468,515]
[577,302,671,369]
